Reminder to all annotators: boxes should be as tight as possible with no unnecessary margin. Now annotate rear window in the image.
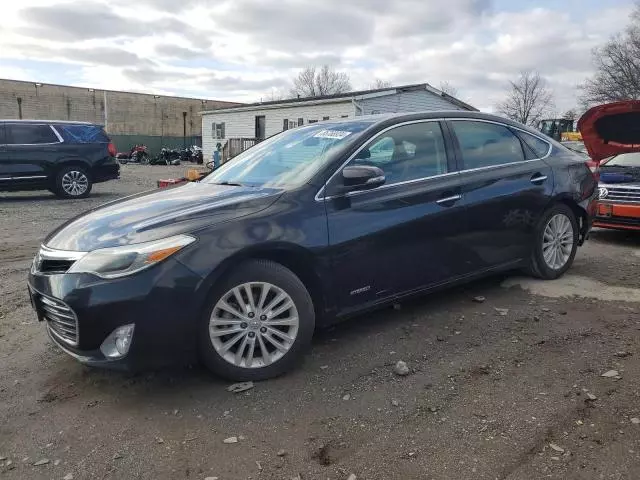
[6,124,59,144]
[450,120,525,169]
[519,132,551,159]
[56,124,109,143]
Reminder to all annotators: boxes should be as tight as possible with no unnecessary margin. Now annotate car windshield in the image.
[204,121,375,188]
[603,152,640,167]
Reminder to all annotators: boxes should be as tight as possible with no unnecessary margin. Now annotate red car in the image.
[578,101,640,231]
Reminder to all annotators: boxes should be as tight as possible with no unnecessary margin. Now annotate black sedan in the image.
[28,111,597,380]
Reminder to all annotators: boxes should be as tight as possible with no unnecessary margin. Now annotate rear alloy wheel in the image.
[55,166,92,199]
[198,260,315,381]
[542,214,574,270]
[527,204,579,280]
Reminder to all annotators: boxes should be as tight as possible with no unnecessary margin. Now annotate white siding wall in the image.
[202,101,355,156]
[358,90,465,115]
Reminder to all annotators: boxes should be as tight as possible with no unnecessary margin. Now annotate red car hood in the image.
[578,100,640,162]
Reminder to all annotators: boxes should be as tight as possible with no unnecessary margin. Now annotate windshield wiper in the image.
[211,181,245,186]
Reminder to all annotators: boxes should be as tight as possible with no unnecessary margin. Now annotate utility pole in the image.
[182,111,187,148]
[103,90,108,132]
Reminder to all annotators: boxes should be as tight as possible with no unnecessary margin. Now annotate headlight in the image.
[67,234,195,279]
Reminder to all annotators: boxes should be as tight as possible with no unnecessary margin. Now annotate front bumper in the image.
[594,201,640,231]
[28,258,204,370]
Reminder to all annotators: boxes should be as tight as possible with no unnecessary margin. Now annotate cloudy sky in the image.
[0,0,635,112]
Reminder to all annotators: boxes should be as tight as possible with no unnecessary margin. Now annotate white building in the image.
[201,83,477,158]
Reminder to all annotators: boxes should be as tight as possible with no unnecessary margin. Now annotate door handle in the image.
[530,174,548,184]
[436,194,462,205]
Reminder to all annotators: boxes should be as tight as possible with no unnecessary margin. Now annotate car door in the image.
[448,119,555,271]
[4,123,61,183]
[322,120,473,313]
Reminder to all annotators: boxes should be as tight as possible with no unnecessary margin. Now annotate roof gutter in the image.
[200,96,352,115]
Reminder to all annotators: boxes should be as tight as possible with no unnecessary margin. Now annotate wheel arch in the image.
[202,242,332,325]
[549,193,589,244]
[55,158,93,178]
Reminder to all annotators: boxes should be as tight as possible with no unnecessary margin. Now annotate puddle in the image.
[502,275,640,303]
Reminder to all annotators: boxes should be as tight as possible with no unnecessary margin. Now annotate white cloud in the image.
[0,0,635,110]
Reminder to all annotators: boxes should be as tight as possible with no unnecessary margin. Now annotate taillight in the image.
[108,142,117,157]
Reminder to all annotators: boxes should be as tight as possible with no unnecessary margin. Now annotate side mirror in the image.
[341,165,385,191]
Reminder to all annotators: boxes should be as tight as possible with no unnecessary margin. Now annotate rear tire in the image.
[198,260,315,381]
[54,166,92,199]
[526,203,578,280]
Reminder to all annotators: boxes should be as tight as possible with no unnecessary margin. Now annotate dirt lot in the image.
[1,165,639,480]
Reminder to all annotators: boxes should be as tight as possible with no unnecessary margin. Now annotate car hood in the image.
[578,100,640,161]
[45,182,284,251]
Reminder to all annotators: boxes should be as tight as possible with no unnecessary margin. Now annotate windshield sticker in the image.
[313,130,353,140]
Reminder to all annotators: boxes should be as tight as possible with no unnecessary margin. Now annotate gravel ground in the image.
[0,166,639,480]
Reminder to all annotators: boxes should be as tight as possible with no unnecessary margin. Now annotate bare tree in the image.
[562,109,578,121]
[580,5,640,106]
[263,87,287,102]
[369,78,392,89]
[439,81,459,97]
[290,65,352,98]
[496,70,554,126]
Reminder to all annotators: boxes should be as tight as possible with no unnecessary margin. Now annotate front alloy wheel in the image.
[199,260,315,381]
[209,282,300,369]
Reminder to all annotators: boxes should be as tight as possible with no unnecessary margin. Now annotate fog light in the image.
[100,324,135,359]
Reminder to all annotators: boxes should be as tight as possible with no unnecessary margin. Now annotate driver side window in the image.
[350,122,448,185]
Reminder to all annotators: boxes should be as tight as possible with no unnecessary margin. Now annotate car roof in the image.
[322,110,544,136]
[0,119,98,126]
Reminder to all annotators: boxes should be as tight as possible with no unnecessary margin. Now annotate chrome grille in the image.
[33,246,85,274]
[39,259,76,274]
[600,184,640,202]
[34,294,78,346]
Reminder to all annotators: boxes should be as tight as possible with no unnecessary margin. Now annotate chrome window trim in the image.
[328,171,460,201]
[50,125,64,143]
[315,117,553,202]
[455,157,550,175]
[1,123,64,146]
[315,118,447,202]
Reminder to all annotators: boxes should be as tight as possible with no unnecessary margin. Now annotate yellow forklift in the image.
[538,118,582,142]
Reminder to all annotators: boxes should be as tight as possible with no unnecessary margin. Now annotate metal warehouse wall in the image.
[0,78,239,138]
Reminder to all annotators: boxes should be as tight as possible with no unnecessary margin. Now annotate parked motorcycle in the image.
[151,148,181,165]
[191,145,203,164]
[177,145,203,163]
[117,145,149,164]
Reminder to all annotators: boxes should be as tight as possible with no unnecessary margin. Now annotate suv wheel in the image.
[198,260,315,381]
[527,204,579,280]
[55,166,92,199]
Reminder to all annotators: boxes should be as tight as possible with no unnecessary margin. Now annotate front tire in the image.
[55,166,92,199]
[527,204,578,280]
[198,260,315,381]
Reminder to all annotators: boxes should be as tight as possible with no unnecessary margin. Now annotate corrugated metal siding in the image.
[202,101,355,156]
[358,90,464,115]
